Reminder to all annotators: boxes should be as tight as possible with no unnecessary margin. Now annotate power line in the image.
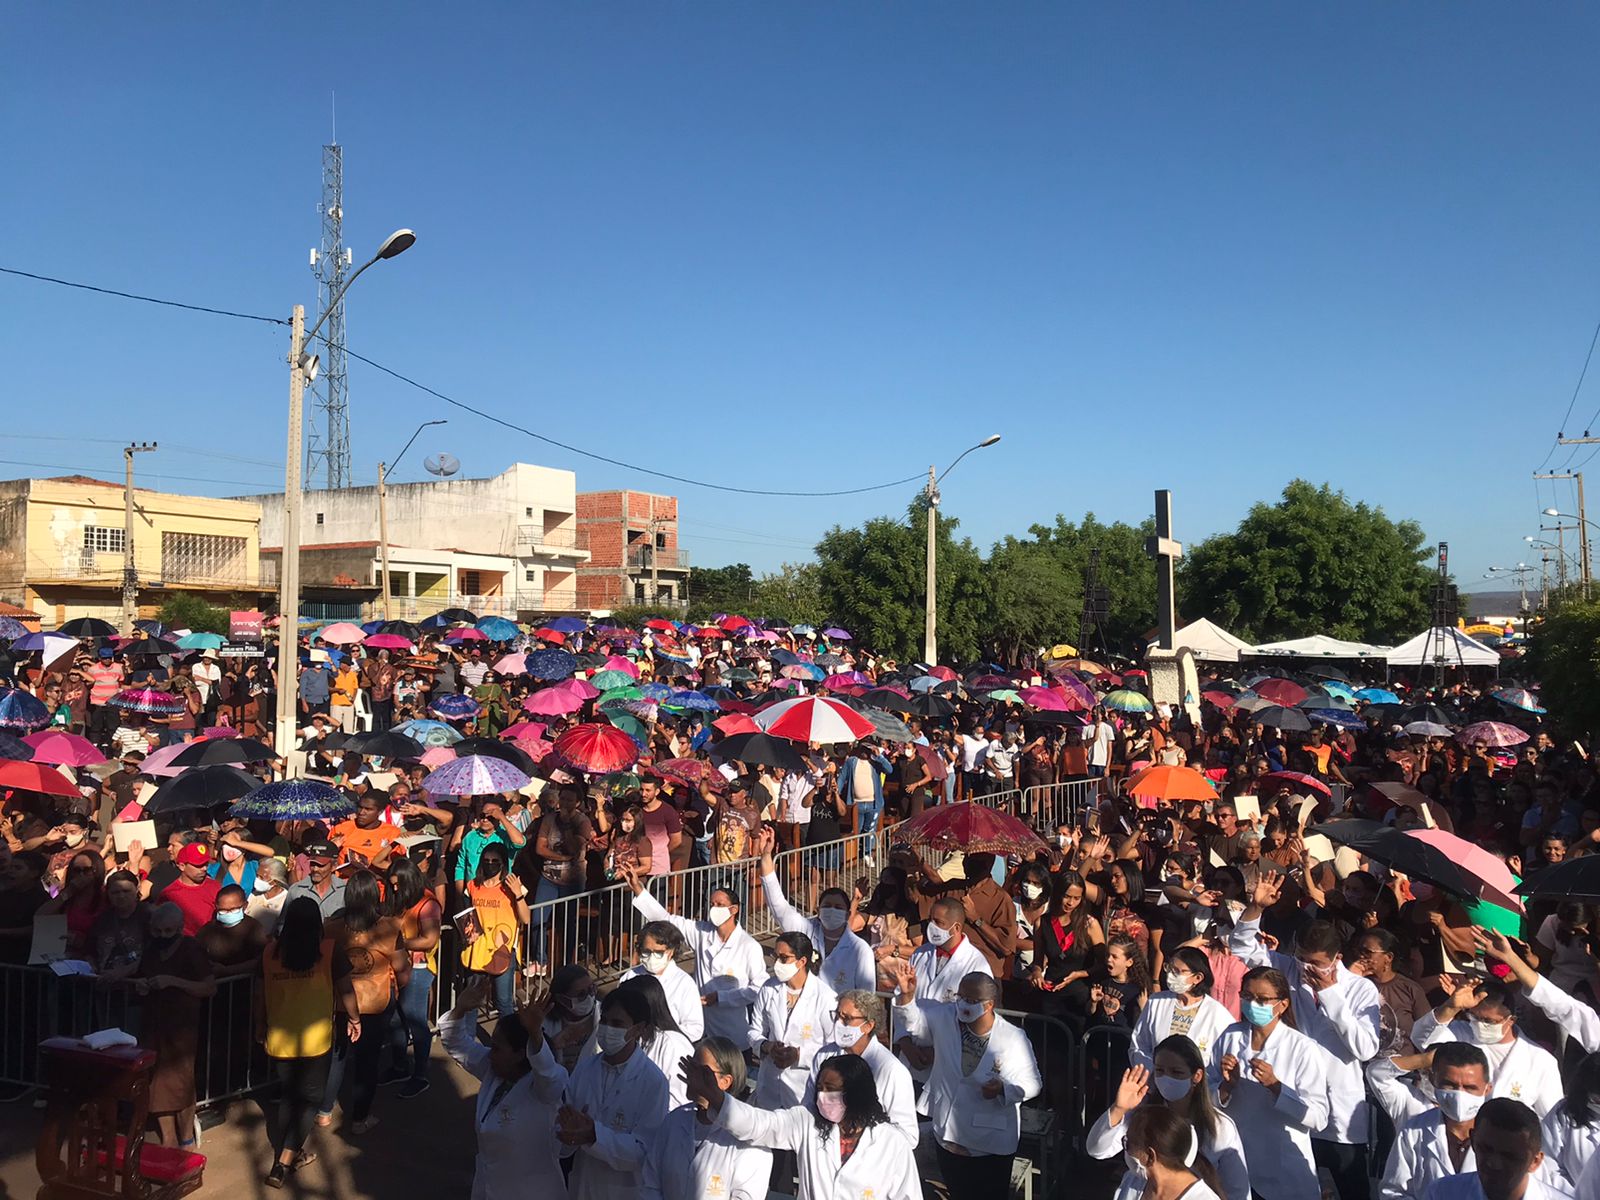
[0,266,289,327]
[1539,309,1600,471]
[0,459,281,490]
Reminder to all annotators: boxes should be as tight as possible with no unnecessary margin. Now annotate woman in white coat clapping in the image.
[682,1051,921,1200]
[640,1037,771,1200]
[748,931,838,1110]
[560,988,671,1200]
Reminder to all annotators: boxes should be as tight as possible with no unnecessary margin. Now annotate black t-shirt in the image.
[0,884,47,965]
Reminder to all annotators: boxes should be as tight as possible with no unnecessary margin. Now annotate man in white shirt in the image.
[959,726,990,799]
[191,651,221,709]
[1087,708,1114,777]
[1411,976,1562,1119]
[1428,1098,1565,1200]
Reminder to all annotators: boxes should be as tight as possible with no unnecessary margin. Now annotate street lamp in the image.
[924,434,1002,665]
[1542,508,1593,599]
[378,419,449,621]
[274,229,417,760]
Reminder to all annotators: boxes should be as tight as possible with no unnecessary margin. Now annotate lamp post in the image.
[924,434,1001,666]
[274,229,417,759]
[1483,564,1533,619]
[378,419,448,621]
[1543,507,1594,599]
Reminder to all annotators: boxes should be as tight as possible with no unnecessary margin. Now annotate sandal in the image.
[291,1151,318,1172]
[314,1113,334,1128]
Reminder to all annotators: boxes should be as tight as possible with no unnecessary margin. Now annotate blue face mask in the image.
[214,909,245,928]
[1243,999,1278,1027]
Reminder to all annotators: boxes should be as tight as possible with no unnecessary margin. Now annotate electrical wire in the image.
[0,459,281,491]
[0,266,289,327]
[1538,309,1600,471]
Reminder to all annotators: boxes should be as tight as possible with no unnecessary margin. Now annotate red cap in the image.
[176,843,211,866]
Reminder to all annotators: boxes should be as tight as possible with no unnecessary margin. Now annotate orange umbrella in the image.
[1125,765,1216,803]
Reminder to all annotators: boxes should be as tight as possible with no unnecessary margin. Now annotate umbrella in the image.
[859,708,915,743]
[175,632,226,651]
[230,779,353,822]
[895,801,1046,857]
[58,617,116,638]
[600,656,640,678]
[1253,705,1311,733]
[19,731,103,767]
[431,693,483,720]
[1492,688,1545,714]
[0,732,35,761]
[419,746,457,768]
[378,620,422,639]
[546,616,588,634]
[553,723,640,774]
[145,765,264,814]
[1296,691,1352,711]
[1102,690,1154,714]
[713,713,762,737]
[108,687,185,716]
[781,663,826,682]
[968,674,1012,693]
[1307,709,1366,731]
[1518,858,1600,902]
[0,689,52,731]
[858,688,913,714]
[444,627,489,643]
[394,719,463,747]
[0,617,29,640]
[908,693,957,719]
[1458,721,1529,748]
[526,648,578,680]
[558,677,602,701]
[344,731,427,759]
[1126,765,1216,803]
[725,667,758,683]
[1018,686,1070,712]
[654,758,727,792]
[987,689,1023,704]
[1308,818,1475,897]
[823,671,872,691]
[493,653,530,676]
[822,627,852,640]
[590,670,637,692]
[1400,704,1457,727]
[133,741,191,777]
[523,687,585,717]
[501,721,547,741]
[169,737,277,768]
[365,633,416,652]
[451,737,541,776]
[10,632,66,653]
[317,621,367,645]
[710,732,809,772]
[1201,691,1238,710]
[665,690,720,712]
[1408,829,1524,913]
[644,619,679,633]
[1355,688,1400,704]
[756,695,874,743]
[1403,721,1454,738]
[475,616,521,642]
[429,607,479,625]
[638,682,676,701]
[422,753,532,796]
[1259,770,1332,797]
[718,615,755,632]
[1251,678,1307,707]
[0,758,80,799]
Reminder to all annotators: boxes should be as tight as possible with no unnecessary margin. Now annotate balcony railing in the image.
[627,545,690,571]
[515,526,589,554]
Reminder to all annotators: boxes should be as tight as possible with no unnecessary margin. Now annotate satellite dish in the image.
[424,453,460,478]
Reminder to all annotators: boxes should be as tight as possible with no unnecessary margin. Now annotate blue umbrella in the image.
[176,632,226,651]
[1321,680,1359,700]
[0,689,51,731]
[476,616,521,642]
[792,625,816,636]
[665,690,720,712]
[0,733,35,760]
[134,620,171,637]
[701,686,738,701]
[909,675,944,693]
[771,649,802,666]
[360,620,385,635]
[230,779,354,821]
[545,616,587,634]
[10,632,57,652]
[638,682,675,701]
[0,617,28,640]
[1355,688,1400,705]
[1307,708,1366,731]
[395,718,463,747]
[431,693,483,720]
[526,648,578,680]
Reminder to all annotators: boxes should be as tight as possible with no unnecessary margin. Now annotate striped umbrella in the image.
[755,695,874,744]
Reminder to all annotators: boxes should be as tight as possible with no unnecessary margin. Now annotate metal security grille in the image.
[161,531,248,585]
[82,526,125,554]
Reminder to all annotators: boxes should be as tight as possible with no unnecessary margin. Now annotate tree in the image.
[749,562,828,628]
[1524,601,1600,740]
[1020,514,1158,653]
[158,592,228,634]
[686,563,755,617]
[1180,480,1434,644]
[985,539,1076,663]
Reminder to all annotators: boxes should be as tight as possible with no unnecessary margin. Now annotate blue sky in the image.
[5,5,1599,592]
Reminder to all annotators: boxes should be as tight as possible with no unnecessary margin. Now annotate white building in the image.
[246,463,589,622]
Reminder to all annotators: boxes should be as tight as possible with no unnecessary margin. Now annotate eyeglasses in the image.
[830,1010,867,1025]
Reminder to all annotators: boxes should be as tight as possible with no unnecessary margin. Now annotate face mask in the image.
[955,1001,987,1025]
[1123,1150,1148,1179]
[925,921,952,947]
[773,960,801,983]
[1436,1087,1487,1123]
[708,905,733,927]
[1022,883,1044,901]
[641,951,671,975]
[815,1091,847,1124]
[596,1024,633,1056]
[834,1018,865,1046]
[818,906,848,932]
[148,933,180,951]
[1154,1074,1194,1102]
[563,994,596,1019]
[1164,971,1192,995]
[64,832,85,848]
[1469,1018,1506,1045]
[252,877,274,894]
[1058,834,1070,848]
[222,844,242,862]
[214,909,244,928]
[1243,1000,1278,1027]
[620,822,635,833]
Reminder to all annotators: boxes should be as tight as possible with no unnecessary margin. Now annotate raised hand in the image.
[1252,874,1283,909]
[1113,1065,1149,1114]
[888,956,918,999]
[681,1055,725,1113]
[517,976,554,1033]
[1449,980,1486,1012]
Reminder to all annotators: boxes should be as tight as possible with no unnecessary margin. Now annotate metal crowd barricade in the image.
[1075,1023,1135,1152]
[1022,779,1099,832]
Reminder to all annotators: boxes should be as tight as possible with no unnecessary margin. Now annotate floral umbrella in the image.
[230,779,354,821]
[526,649,578,681]
[422,753,532,796]
[0,689,52,731]
[1457,721,1529,748]
[108,687,186,716]
[431,693,483,721]
[894,801,1046,857]
[654,757,727,792]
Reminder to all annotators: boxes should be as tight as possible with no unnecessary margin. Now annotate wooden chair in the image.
[35,1037,205,1200]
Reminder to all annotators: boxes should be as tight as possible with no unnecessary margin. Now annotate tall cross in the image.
[1146,489,1183,651]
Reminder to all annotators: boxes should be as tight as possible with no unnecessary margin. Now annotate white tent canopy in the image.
[1151,617,1256,663]
[1383,627,1500,667]
[1251,634,1390,659]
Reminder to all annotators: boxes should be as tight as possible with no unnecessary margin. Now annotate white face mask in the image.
[1022,883,1044,901]
[64,831,85,848]
[1123,1150,1147,1179]
[1469,1018,1507,1045]
[641,951,671,975]
[252,877,274,895]
[1164,971,1193,995]
[1436,1087,1487,1124]
[818,905,848,932]
[773,960,801,983]
[955,1000,987,1025]
[564,994,596,1018]
[1154,1074,1194,1102]
[708,905,732,927]
[925,921,952,947]
[596,1024,633,1056]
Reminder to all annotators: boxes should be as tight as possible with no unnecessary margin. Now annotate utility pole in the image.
[649,516,661,605]
[1535,468,1591,599]
[120,442,157,637]
[924,465,938,666]
[273,305,307,759]
[377,462,393,620]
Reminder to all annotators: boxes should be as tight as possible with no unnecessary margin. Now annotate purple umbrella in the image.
[545,616,587,634]
[430,693,483,721]
[822,627,852,640]
[0,617,30,640]
[421,753,531,796]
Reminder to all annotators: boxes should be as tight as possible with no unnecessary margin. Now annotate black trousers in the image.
[1313,1138,1369,1200]
[935,1144,1013,1200]
[271,1053,330,1157]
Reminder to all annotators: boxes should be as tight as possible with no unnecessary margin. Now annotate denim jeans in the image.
[530,876,581,965]
[389,966,434,1080]
[319,1007,392,1121]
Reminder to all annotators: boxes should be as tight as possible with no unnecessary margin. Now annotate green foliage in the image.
[1524,601,1600,740]
[686,563,755,616]
[1179,480,1433,644]
[748,562,828,628]
[606,603,686,628]
[1013,514,1159,651]
[985,539,1077,663]
[157,592,229,635]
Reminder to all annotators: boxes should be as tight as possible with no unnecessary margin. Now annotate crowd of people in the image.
[0,611,1593,1200]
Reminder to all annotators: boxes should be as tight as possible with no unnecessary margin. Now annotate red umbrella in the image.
[714,713,761,737]
[0,759,80,799]
[1252,678,1307,707]
[644,619,678,633]
[1259,770,1332,797]
[929,666,959,682]
[655,758,727,792]
[718,615,755,632]
[553,723,640,774]
[531,628,568,645]
[1201,691,1238,709]
[895,801,1045,857]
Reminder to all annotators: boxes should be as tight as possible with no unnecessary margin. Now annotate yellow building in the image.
[0,476,263,629]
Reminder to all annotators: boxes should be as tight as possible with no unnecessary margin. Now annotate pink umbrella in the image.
[200,726,243,739]
[1457,721,1529,749]
[1407,828,1525,913]
[601,655,640,678]
[511,735,554,763]
[365,633,415,651]
[494,653,529,675]
[557,677,601,700]
[1017,686,1070,712]
[522,687,585,716]
[137,741,192,777]
[501,721,547,741]
[318,621,367,645]
[419,746,458,768]
[444,627,489,643]
[823,672,871,691]
[22,731,105,767]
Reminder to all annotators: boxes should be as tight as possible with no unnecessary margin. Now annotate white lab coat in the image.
[439,1010,570,1200]
[1411,1011,1563,1117]
[639,1103,772,1200]
[632,890,767,1044]
[748,971,838,1109]
[1430,1173,1571,1200]
[1086,1104,1250,1200]
[1131,993,1237,1069]
[621,960,705,1042]
[1208,1020,1331,1200]
[715,1094,922,1200]
[1543,1100,1600,1192]
[1529,976,1600,1054]
[762,870,877,994]
[895,997,1041,1156]
[563,1043,672,1200]
[899,937,994,1082]
[1230,914,1381,1144]
[580,1027,697,1109]
[807,1036,919,1146]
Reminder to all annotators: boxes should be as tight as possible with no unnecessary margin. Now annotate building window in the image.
[82,526,125,554]
[525,569,537,582]
[160,532,248,586]
[316,513,324,525]
[655,532,666,548]
[461,571,482,596]
[525,507,534,518]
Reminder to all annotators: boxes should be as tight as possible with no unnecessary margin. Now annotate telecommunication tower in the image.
[305,142,352,489]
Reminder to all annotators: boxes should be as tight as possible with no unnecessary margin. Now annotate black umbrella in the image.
[909,693,957,719]
[860,689,914,715]
[59,617,116,638]
[451,736,539,775]
[1253,705,1311,733]
[710,732,808,772]
[655,659,693,679]
[146,764,264,814]
[1400,704,1456,728]
[378,620,422,639]
[1303,664,1354,682]
[0,733,34,761]
[1517,858,1600,903]
[344,730,427,759]
[1308,818,1475,896]
[169,737,277,768]
[433,608,478,624]
[1023,710,1087,727]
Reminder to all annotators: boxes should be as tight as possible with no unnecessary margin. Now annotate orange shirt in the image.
[328,818,404,864]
